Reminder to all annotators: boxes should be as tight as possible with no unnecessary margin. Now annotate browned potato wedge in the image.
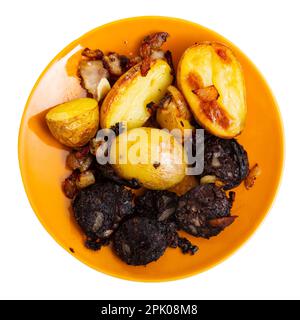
[110,127,187,190]
[100,59,173,129]
[177,42,247,138]
[156,86,194,141]
[46,98,99,148]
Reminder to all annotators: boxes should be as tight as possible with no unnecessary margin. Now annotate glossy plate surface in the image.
[19,16,284,281]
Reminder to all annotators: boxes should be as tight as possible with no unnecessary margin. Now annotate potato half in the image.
[110,127,187,190]
[100,59,173,129]
[46,98,99,148]
[178,42,247,138]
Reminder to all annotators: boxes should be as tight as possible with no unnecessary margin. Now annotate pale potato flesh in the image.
[110,127,187,190]
[100,59,173,129]
[177,42,247,138]
[46,98,99,147]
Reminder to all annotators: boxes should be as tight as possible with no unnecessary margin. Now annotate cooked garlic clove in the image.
[96,78,111,101]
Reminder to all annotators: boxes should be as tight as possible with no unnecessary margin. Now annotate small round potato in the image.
[46,98,99,148]
[109,127,187,190]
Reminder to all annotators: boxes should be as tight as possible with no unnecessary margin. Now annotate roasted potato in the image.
[46,98,99,148]
[177,42,247,138]
[156,85,194,141]
[100,59,173,129]
[168,175,199,196]
[110,127,187,190]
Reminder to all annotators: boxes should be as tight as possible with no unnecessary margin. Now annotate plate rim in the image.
[18,15,285,282]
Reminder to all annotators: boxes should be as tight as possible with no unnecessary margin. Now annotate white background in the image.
[0,0,299,300]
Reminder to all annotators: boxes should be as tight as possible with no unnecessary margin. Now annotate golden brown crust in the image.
[100,63,141,120]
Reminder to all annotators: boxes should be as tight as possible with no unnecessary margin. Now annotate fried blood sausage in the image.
[135,190,179,222]
[72,182,134,243]
[201,135,249,190]
[135,190,199,255]
[113,217,168,265]
[175,184,236,239]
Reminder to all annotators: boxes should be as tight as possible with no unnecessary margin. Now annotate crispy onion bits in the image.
[103,52,130,80]
[244,163,261,190]
[176,184,236,239]
[62,171,79,199]
[140,32,169,57]
[66,146,93,172]
[79,48,138,100]
[140,32,169,76]
[81,48,104,60]
[201,134,249,190]
[78,52,109,100]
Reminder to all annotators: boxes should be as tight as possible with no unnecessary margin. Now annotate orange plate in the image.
[18,16,284,282]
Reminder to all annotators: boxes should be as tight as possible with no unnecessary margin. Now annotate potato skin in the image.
[100,59,173,129]
[46,98,99,148]
[110,127,187,190]
[177,42,247,138]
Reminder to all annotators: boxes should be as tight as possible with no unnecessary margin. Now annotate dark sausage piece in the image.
[176,184,236,239]
[72,182,134,247]
[201,134,249,190]
[113,217,168,266]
